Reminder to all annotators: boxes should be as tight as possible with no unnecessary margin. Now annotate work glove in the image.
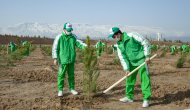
[125,71,130,76]
[145,57,151,64]
[54,59,58,65]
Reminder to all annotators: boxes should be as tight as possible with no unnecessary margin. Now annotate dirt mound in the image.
[1,46,190,110]
[58,94,110,110]
[151,83,190,107]
[9,68,57,82]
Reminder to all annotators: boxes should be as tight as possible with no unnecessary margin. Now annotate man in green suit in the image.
[108,27,151,108]
[52,22,87,96]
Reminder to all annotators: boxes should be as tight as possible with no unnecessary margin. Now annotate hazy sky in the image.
[0,0,190,36]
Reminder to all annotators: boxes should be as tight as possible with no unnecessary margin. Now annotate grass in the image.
[159,48,167,58]
[0,45,36,66]
[41,45,52,56]
[106,46,113,54]
[113,57,120,65]
[176,53,187,68]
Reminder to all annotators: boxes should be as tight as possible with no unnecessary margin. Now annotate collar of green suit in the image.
[62,31,73,37]
[117,32,130,44]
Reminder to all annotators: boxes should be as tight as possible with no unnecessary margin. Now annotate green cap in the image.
[108,27,120,38]
[63,22,73,32]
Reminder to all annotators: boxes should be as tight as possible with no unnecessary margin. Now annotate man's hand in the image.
[145,57,151,64]
[54,59,58,65]
[126,71,130,76]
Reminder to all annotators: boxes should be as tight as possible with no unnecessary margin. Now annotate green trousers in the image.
[171,48,175,55]
[96,49,102,57]
[24,47,30,56]
[58,63,75,91]
[126,65,151,100]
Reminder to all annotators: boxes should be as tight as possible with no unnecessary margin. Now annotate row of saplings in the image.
[4,41,35,65]
[151,44,190,68]
[40,45,52,56]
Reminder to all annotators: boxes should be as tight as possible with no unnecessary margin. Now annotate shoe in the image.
[58,91,63,97]
[119,97,133,103]
[142,100,149,108]
[70,89,78,95]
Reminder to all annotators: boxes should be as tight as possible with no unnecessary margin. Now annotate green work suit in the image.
[9,42,16,53]
[116,32,151,100]
[95,41,105,57]
[170,45,177,55]
[22,41,31,56]
[52,32,86,91]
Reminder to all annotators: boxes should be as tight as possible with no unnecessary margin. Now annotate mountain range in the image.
[0,22,189,41]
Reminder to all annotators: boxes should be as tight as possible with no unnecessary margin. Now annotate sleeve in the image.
[52,34,61,59]
[128,32,151,58]
[76,39,87,50]
[116,45,130,71]
[71,34,87,50]
[95,42,98,48]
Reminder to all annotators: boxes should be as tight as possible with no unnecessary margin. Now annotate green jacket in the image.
[170,45,176,50]
[181,44,187,52]
[52,32,87,64]
[116,32,151,71]
[170,45,177,54]
[9,42,16,52]
[95,41,105,51]
[22,41,30,46]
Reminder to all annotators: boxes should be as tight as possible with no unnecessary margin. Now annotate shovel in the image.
[94,54,157,97]
[103,54,157,94]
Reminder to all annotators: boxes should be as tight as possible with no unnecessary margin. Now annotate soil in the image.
[0,47,190,110]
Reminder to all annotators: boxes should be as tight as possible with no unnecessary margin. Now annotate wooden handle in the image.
[103,54,157,94]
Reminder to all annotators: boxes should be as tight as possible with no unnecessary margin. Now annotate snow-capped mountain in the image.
[0,22,184,40]
[2,23,62,38]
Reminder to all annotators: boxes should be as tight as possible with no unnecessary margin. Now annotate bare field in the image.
[0,46,190,110]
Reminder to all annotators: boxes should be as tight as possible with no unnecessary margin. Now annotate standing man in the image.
[95,40,105,57]
[52,22,87,97]
[22,41,31,56]
[181,44,188,53]
[108,27,151,108]
[7,41,17,54]
[170,45,177,55]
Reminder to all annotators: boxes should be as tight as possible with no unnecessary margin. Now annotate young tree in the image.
[83,36,100,101]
